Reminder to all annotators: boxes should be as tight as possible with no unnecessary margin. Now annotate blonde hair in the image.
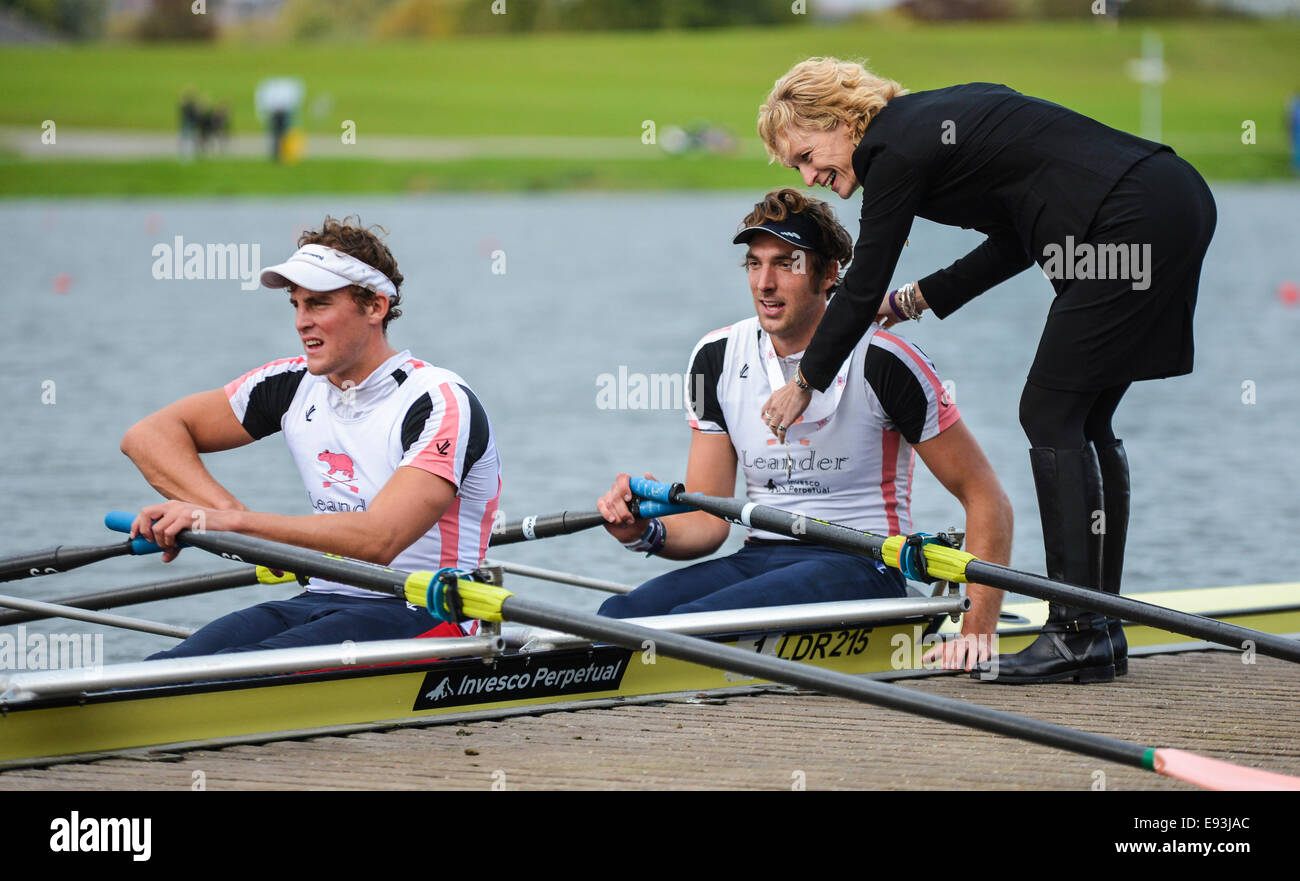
[758,57,908,164]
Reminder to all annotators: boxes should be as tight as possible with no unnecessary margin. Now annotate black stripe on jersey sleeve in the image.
[400,393,433,455]
[688,337,728,432]
[242,369,306,440]
[456,384,490,485]
[864,345,930,444]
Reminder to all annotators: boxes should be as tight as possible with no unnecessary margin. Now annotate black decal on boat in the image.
[412,646,633,711]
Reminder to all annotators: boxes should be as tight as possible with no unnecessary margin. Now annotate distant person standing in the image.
[178,88,201,159]
[197,101,216,156]
[209,100,231,155]
[255,77,305,163]
[1288,93,1300,175]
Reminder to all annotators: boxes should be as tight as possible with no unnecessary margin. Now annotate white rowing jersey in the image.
[686,317,959,541]
[224,350,502,599]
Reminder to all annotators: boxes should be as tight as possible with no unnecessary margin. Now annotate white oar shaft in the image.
[0,593,193,639]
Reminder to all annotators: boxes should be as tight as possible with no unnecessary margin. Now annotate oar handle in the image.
[489,499,692,547]
[629,478,684,505]
[634,499,690,518]
[105,510,168,555]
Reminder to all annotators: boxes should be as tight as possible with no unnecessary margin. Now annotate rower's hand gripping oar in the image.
[489,500,689,547]
[627,478,1300,666]
[103,511,300,587]
[102,509,1300,791]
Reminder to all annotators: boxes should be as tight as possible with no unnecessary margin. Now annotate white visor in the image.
[260,243,398,298]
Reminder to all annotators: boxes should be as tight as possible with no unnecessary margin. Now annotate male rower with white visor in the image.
[596,189,1013,670]
[123,216,501,658]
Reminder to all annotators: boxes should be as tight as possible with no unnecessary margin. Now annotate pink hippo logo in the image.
[318,450,359,493]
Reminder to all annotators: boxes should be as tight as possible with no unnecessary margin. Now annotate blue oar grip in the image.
[130,536,164,555]
[634,500,691,518]
[105,510,166,556]
[104,510,135,535]
[628,478,679,504]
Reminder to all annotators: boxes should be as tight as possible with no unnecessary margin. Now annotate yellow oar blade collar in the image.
[881,535,975,584]
[403,569,513,623]
[256,566,299,585]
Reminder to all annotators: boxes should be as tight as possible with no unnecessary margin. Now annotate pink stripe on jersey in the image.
[903,447,916,535]
[874,332,961,433]
[475,478,502,564]
[412,383,461,486]
[223,356,306,399]
[439,495,462,569]
[881,428,901,535]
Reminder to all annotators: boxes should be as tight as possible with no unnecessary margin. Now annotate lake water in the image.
[2,187,1298,662]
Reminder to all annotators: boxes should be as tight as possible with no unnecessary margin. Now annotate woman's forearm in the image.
[917,230,1034,319]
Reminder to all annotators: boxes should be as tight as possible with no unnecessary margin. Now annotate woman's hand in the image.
[597,472,656,543]
[876,282,929,330]
[876,289,902,329]
[761,381,812,444]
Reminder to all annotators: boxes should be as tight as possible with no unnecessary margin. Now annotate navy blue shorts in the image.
[147,591,436,660]
[598,541,906,618]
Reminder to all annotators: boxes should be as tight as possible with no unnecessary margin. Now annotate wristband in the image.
[887,289,908,321]
[621,517,666,556]
[793,367,811,392]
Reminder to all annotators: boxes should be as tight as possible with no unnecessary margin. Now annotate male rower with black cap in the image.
[122,217,501,658]
[596,189,1014,670]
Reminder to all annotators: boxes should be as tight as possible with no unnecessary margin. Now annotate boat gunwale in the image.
[0,610,951,715]
[980,601,1300,638]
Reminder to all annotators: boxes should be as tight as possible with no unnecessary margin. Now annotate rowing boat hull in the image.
[2,583,1296,770]
[0,615,918,768]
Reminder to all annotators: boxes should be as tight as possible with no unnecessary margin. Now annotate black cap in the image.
[733,211,828,256]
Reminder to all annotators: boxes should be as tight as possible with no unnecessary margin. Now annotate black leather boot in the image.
[1096,439,1130,676]
[973,445,1114,684]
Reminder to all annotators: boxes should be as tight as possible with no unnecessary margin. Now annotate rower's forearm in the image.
[963,583,1005,637]
[225,511,402,566]
[121,417,244,510]
[656,511,729,561]
[960,488,1013,636]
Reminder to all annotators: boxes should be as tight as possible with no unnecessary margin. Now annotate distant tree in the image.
[2,0,106,37]
[660,0,792,28]
[1122,0,1214,17]
[458,0,796,34]
[137,0,217,40]
[899,0,1016,19]
[373,0,460,38]
[1021,0,1221,17]
[276,0,400,40]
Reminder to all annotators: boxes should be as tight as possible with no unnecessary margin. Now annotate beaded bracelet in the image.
[898,282,923,322]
